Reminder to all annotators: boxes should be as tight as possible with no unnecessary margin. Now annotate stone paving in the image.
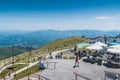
[40,58,120,80]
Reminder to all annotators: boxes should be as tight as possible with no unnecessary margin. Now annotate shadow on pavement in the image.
[103,63,120,69]
[82,58,96,64]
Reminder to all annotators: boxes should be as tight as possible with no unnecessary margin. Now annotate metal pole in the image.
[39,75,41,80]
[28,44,32,80]
[12,45,15,67]
[27,45,30,80]
[12,45,15,80]
[54,62,56,70]
[75,74,77,80]
[104,72,106,80]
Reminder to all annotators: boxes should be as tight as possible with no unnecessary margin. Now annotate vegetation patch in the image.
[0,46,28,60]
[1,37,89,65]
[0,64,27,79]
[14,63,42,79]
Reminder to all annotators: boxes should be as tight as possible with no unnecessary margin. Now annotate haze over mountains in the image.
[0,30,120,48]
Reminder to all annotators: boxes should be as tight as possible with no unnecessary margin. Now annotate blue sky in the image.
[0,0,120,31]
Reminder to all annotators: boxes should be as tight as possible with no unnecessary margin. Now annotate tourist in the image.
[39,57,46,69]
[87,53,90,60]
[78,51,81,59]
[60,52,63,59]
[55,55,58,59]
[49,52,52,59]
[58,54,60,59]
[73,55,79,68]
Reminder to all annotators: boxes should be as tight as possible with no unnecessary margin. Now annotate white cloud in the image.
[94,16,115,20]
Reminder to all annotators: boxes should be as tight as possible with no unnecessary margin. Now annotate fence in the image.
[74,72,91,80]
[104,71,120,80]
[45,62,57,70]
[31,74,49,80]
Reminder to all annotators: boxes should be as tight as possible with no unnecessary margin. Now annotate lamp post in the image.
[12,45,15,67]
[27,44,32,80]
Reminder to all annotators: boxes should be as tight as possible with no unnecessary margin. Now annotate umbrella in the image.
[107,48,120,55]
[92,42,107,47]
[109,44,120,49]
[76,43,90,48]
[87,45,103,50]
[87,42,107,50]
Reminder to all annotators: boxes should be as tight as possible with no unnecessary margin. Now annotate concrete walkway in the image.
[40,58,120,80]
[2,48,120,80]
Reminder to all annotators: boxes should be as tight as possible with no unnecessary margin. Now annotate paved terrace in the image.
[40,58,120,80]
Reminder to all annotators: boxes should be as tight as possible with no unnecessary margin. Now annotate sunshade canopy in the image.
[108,42,119,46]
[107,48,120,55]
[76,43,90,48]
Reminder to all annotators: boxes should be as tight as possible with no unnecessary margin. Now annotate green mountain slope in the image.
[0,46,28,60]
[16,36,89,62]
[0,36,89,64]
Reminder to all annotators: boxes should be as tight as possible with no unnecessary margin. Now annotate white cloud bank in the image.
[94,16,115,20]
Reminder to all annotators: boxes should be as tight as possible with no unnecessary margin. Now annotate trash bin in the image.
[97,59,102,66]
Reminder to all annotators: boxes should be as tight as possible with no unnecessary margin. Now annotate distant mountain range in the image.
[0,30,120,48]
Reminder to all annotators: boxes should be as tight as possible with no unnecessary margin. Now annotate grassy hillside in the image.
[39,36,89,53]
[16,36,89,62]
[0,36,89,64]
[0,46,28,60]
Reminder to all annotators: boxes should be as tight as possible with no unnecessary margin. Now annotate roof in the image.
[87,45,102,50]
[109,44,120,49]
[108,42,119,45]
[76,43,90,48]
[93,42,107,47]
[87,42,107,50]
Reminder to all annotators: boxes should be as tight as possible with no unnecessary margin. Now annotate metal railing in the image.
[74,72,91,80]
[104,71,120,80]
[31,74,49,80]
[45,62,57,70]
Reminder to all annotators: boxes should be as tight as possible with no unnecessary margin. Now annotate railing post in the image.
[47,62,48,69]
[118,75,120,80]
[54,62,56,70]
[74,73,77,80]
[76,74,77,80]
[104,73,106,80]
[39,75,40,80]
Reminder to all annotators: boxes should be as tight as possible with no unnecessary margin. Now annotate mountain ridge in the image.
[0,30,120,48]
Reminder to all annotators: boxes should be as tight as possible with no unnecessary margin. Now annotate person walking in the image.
[73,55,79,68]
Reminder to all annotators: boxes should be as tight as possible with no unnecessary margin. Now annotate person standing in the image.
[73,55,79,68]
[49,53,52,59]
[60,52,63,59]
[39,57,46,69]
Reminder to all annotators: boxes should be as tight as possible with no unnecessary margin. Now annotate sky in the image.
[0,0,120,31]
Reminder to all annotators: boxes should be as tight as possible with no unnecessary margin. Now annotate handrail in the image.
[104,71,120,75]
[44,62,57,69]
[104,71,120,80]
[44,62,57,63]
[74,72,91,80]
[32,74,49,80]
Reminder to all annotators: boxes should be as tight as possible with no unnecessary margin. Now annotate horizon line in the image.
[0,29,120,32]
